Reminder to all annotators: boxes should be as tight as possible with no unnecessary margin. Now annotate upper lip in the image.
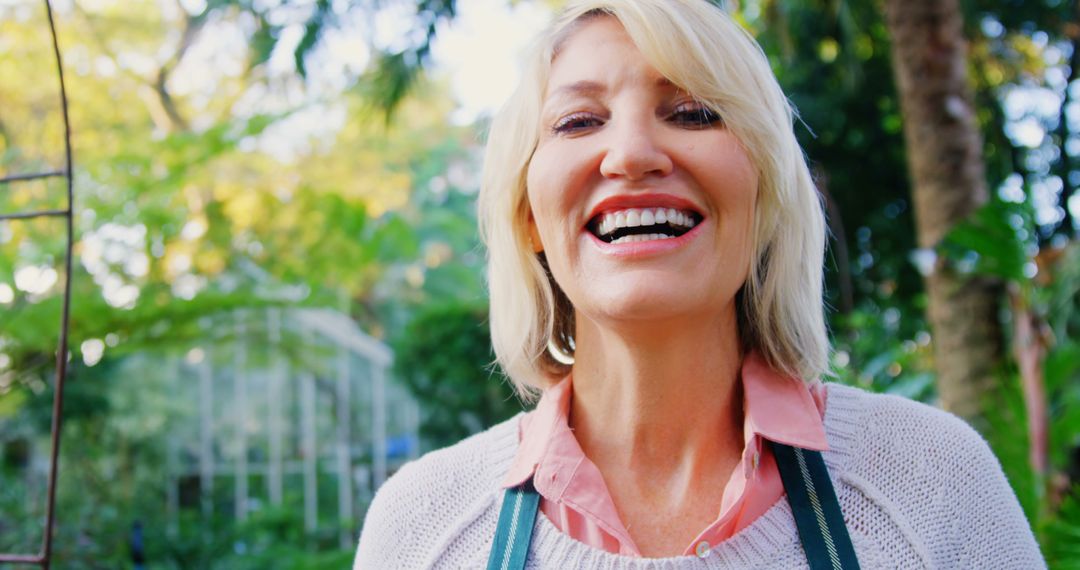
[585,193,705,226]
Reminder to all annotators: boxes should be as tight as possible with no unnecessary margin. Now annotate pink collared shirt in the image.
[501,352,829,557]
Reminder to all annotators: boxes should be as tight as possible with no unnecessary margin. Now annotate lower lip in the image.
[586,222,704,257]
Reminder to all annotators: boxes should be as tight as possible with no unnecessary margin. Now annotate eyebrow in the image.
[546,77,677,100]
[547,80,606,100]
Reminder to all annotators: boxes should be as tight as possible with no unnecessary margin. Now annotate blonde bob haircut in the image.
[478,0,829,400]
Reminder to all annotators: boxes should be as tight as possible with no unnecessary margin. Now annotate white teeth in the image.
[595,207,698,237]
[610,233,676,244]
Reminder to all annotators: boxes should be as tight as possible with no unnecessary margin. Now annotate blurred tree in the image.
[1,1,487,564]
[391,303,521,450]
[740,0,1076,420]
[740,0,930,386]
[882,0,1004,426]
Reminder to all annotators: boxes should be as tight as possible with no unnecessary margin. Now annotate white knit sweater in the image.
[354,384,1045,569]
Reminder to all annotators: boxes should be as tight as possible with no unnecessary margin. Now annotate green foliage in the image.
[1,2,481,564]
[744,0,922,324]
[294,0,331,79]
[392,304,523,450]
[360,0,458,118]
[830,306,936,402]
[141,498,355,570]
[940,196,1080,562]
[940,196,1037,281]
[361,51,423,124]
[1044,491,1080,569]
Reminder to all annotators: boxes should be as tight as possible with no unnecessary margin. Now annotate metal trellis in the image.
[0,0,74,568]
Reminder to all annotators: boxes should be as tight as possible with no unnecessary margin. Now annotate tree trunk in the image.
[883,0,1005,426]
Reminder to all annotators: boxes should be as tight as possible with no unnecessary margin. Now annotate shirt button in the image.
[695,540,711,558]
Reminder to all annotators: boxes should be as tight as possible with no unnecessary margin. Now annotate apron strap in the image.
[769,441,861,570]
[486,479,541,570]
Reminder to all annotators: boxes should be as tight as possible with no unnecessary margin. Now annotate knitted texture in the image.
[354,384,1045,569]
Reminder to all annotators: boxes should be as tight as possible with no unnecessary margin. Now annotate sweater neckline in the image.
[487,382,862,566]
[528,489,803,567]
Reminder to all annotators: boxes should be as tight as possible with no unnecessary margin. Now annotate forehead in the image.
[545,16,675,99]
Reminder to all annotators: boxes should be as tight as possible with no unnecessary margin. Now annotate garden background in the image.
[1,0,1079,568]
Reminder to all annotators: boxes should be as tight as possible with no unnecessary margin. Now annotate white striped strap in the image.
[770,442,860,570]
[486,480,540,570]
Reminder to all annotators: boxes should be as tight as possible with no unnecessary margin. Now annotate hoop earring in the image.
[546,337,575,366]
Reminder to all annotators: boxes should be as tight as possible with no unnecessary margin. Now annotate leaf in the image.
[1045,341,1080,394]
[939,197,1034,281]
[294,0,331,78]
[248,14,277,71]
[884,372,934,400]
[359,51,422,122]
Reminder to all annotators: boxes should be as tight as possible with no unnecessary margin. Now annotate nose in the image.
[599,119,673,180]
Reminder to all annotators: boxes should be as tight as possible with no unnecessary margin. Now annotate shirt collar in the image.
[502,373,573,488]
[741,351,828,451]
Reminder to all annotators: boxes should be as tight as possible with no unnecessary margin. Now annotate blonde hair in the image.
[478,0,829,400]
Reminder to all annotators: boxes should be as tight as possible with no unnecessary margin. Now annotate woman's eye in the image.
[669,104,722,129]
[552,113,604,134]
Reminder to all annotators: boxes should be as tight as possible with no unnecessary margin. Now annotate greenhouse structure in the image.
[2,303,421,555]
[160,306,419,549]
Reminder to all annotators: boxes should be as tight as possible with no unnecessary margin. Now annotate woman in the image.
[356,0,1045,567]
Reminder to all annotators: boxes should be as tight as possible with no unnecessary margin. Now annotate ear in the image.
[527,210,544,253]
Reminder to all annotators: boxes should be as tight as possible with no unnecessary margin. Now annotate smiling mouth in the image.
[587,207,703,244]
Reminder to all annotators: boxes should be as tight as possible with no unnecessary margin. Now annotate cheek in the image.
[525,145,590,240]
[525,175,554,245]
[525,151,584,291]
[728,181,758,263]
[525,160,570,258]
[708,140,758,201]
[705,149,759,276]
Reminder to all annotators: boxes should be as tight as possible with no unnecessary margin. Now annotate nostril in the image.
[599,136,674,180]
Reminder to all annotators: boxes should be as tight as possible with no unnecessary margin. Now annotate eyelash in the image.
[552,112,603,134]
[550,103,723,135]
[669,103,723,128]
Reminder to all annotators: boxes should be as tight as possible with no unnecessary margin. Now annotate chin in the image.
[589,283,712,324]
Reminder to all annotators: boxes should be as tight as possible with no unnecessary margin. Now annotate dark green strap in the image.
[770,442,860,570]
[486,480,540,570]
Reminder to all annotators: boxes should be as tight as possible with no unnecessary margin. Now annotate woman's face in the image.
[526,16,758,327]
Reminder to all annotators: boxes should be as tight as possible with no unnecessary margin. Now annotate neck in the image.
[568,305,744,478]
